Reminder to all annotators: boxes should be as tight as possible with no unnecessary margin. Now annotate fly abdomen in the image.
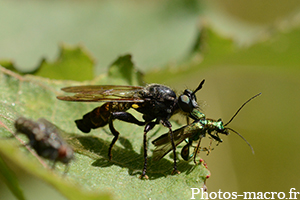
[75,104,110,133]
[75,102,132,133]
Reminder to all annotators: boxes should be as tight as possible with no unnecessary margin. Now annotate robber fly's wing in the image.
[152,124,196,161]
[57,85,145,102]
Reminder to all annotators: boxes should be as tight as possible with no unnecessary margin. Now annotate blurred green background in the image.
[1,0,300,199]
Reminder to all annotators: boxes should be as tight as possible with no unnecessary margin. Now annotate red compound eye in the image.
[58,146,67,158]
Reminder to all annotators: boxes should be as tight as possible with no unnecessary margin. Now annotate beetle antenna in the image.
[224,93,261,126]
[227,128,254,154]
[192,79,205,95]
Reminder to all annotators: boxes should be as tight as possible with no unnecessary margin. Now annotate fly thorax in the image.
[143,84,177,117]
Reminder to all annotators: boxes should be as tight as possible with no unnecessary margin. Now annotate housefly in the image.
[57,80,205,178]
[14,117,74,172]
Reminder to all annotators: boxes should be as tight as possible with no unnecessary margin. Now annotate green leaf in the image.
[0,141,111,200]
[107,54,144,86]
[0,156,25,200]
[35,44,94,81]
[0,44,94,81]
[0,55,210,199]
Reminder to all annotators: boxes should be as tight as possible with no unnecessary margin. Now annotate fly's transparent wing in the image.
[152,124,195,161]
[57,85,145,102]
[37,118,67,146]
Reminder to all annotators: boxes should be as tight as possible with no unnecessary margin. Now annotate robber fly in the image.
[14,117,74,172]
[152,93,261,164]
[57,80,205,179]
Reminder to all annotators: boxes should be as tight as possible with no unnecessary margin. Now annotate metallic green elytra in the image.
[152,93,261,164]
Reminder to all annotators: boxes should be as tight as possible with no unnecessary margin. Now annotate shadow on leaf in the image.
[68,135,197,180]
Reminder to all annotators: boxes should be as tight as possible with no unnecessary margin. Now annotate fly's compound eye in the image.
[178,94,194,113]
[178,90,199,113]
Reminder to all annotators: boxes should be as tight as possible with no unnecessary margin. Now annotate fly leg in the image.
[161,120,180,175]
[111,112,146,126]
[108,112,146,160]
[108,118,119,160]
[140,121,157,179]
[169,128,180,175]
[193,137,202,164]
